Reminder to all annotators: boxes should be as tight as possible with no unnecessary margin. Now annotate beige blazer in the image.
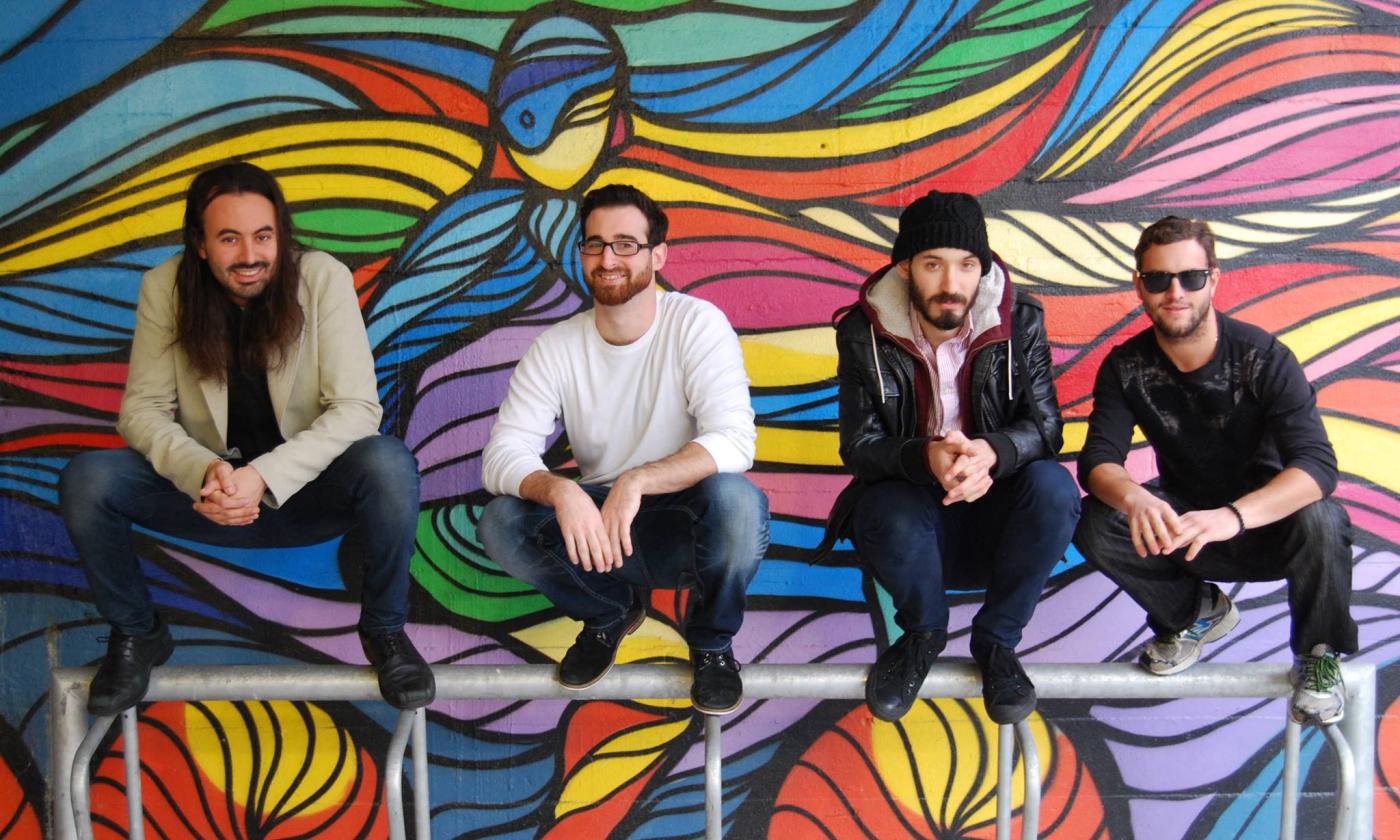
[116,250,383,507]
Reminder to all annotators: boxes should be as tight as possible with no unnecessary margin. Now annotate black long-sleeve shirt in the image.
[1078,312,1336,510]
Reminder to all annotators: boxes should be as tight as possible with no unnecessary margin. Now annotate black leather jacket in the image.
[817,257,1065,556]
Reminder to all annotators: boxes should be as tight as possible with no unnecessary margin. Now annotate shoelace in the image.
[1300,653,1341,692]
[694,650,738,673]
[889,636,935,689]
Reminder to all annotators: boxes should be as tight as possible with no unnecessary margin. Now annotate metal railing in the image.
[50,662,1376,839]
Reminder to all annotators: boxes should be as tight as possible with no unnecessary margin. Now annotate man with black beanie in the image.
[820,191,1079,724]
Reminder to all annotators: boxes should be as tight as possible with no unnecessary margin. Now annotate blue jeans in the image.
[1074,490,1358,655]
[59,436,421,636]
[478,473,769,651]
[851,460,1080,649]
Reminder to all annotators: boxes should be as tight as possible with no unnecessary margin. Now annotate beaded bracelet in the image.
[1225,502,1246,536]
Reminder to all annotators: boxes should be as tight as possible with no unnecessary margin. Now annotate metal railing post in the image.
[705,715,723,839]
[996,725,1012,840]
[121,709,144,840]
[413,709,431,840]
[385,709,416,840]
[1014,719,1040,840]
[50,670,89,840]
[68,714,117,840]
[1281,719,1301,840]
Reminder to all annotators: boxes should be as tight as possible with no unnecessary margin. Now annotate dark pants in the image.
[1073,489,1358,655]
[477,473,769,651]
[59,436,421,636]
[851,460,1080,649]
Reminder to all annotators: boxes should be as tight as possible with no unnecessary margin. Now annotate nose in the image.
[598,245,622,269]
[1163,277,1187,300]
[238,239,257,265]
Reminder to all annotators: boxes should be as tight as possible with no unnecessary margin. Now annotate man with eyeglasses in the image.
[479,183,768,715]
[1074,216,1357,724]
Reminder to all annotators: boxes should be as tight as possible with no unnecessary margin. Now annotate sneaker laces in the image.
[980,645,1029,693]
[694,649,738,673]
[884,634,936,689]
[1299,652,1341,693]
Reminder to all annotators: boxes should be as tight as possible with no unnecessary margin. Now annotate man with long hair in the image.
[1074,216,1357,724]
[60,161,434,713]
[478,184,769,716]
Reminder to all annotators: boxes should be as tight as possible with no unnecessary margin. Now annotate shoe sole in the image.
[1140,600,1241,676]
[558,608,646,691]
[694,697,742,716]
[1291,706,1344,726]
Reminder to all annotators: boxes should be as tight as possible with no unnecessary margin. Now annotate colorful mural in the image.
[1,0,1396,837]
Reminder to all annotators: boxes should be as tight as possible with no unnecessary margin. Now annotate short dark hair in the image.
[1135,216,1217,271]
[579,184,669,244]
[176,161,303,380]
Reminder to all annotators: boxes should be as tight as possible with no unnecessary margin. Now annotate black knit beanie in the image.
[891,190,991,273]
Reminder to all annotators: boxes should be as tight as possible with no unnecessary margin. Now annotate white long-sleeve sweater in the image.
[482,290,755,496]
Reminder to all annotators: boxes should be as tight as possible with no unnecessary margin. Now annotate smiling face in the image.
[899,247,983,335]
[196,191,280,307]
[579,203,667,307]
[1136,238,1219,341]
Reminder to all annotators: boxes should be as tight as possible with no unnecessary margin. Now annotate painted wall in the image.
[1,1,1397,837]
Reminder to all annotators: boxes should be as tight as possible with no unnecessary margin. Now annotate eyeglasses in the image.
[1138,269,1211,294]
[578,239,653,257]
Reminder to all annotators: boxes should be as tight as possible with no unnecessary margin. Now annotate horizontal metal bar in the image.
[47,661,1371,701]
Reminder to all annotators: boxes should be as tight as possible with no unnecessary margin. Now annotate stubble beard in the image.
[1150,296,1212,341]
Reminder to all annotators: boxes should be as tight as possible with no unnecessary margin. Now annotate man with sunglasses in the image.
[1074,216,1356,724]
[479,184,768,715]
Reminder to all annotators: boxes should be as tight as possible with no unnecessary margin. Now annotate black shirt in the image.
[224,303,284,464]
[1078,312,1336,509]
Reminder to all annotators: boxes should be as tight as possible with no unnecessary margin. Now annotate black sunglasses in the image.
[1138,268,1211,294]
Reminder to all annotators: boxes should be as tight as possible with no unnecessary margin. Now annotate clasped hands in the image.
[1123,489,1242,561]
[925,430,996,505]
[196,459,266,525]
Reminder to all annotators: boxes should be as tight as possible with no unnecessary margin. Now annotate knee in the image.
[1016,461,1081,516]
[1284,498,1351,550]
[478,495,534,564]
[59,450,125,516]
[852,480,935,540]
[693,473,769,545]
[352,436,420,494]
[1072,495,1125,565]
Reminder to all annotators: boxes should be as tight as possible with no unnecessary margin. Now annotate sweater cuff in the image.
[899,437,937,485]
[977,432,1017,480]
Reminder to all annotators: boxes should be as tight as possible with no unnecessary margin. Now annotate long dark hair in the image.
[176,161,304,381]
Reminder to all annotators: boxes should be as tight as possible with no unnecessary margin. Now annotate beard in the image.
[1148,295,1212,340]
[915,292,973,332]
[589,265,653,306]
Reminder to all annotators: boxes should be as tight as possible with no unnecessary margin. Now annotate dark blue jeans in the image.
[478,473,769,651]
[1074,489,1358,655]
[59,436,421,636]
[851,459,1080,649]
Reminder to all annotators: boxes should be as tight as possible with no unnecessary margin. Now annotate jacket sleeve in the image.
[116,263,223,500]
[835,311,935,485]
[973,297,1065,479]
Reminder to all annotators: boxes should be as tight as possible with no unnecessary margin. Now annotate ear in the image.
[894,259,911,281]
[650,241,668,273]
[1207,266,1221,300]
[196,240,207,261]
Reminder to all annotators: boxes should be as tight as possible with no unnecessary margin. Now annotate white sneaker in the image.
[1138,588,1240,676]
[1289,644,1344,725]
